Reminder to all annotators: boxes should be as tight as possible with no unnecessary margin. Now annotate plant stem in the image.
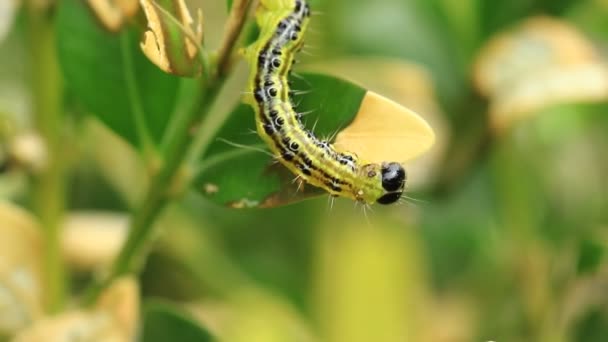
[120,31,156,160]
[26,4,66,313]
[83,0,253,305]
[216,0,252,78]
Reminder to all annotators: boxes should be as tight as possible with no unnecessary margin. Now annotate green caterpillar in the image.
[244,0,406,204]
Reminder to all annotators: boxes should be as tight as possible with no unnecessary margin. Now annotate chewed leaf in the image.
[303,58,447,189]
[474,16,608,132]
[86,0,139,31]
[140,0,204,77]
[333,91,435,164]
[194,73,434,208]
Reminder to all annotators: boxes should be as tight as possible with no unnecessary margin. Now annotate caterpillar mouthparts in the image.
[377,162,407,204]
[245,0,406,205]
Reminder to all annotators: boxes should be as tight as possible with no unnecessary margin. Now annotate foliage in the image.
[0,0,607,341]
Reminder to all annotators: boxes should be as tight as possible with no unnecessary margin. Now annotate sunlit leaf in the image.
[57,0,180,147]
[140,0,204,77]
[474,16,608,133]
[142,301,214,342]
[86,0,139,31]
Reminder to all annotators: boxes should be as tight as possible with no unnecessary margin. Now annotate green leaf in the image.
[142,301,214,342]
[194,73,366,208]
[56,0,179,148]
[226,0,233,11]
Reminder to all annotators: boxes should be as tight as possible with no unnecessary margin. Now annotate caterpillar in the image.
[245,0,406,205]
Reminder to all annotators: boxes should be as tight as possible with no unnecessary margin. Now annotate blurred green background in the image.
[1,0,608,341]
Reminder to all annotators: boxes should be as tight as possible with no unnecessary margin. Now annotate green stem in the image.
[26,5,66,313]
[120,32,156,159]
[216,0,252,78]
[83,0,253,304]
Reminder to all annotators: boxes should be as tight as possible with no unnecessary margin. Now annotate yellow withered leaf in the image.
[140,0,204,76]
[304,58,447,189]
[333,91,435,164]
[86,0,139,31]
[474,16,608,133]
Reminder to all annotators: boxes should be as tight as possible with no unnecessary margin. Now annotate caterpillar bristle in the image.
[216,138,274,158]
[362,203,372,227]
[298,49,317,57]
[327,194,336,212]
[290,89,313,96]
[327,127,342,142]
[400,193,428,205]
[289,71,308,82]
[298,109,316,117]
[310,117,320,133]
[294,177,305,193]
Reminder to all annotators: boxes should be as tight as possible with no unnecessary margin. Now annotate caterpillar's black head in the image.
[377,162,406,205]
